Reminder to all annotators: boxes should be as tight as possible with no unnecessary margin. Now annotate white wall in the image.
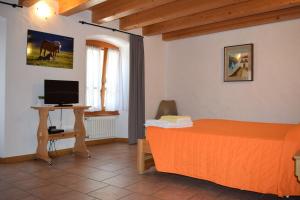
[0,16,6,157]
[144,36,167,119]
[166,19,300,123]
[0,4,166,157]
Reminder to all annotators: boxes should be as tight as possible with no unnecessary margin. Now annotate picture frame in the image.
[26,30,74,69]
[224,44,253,82]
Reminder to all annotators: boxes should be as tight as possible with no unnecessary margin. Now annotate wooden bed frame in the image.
[137,139,300,183]
[295,151,300,182]
[137,139,155,174]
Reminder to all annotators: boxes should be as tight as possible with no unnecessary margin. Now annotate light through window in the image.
[86,40,121,111]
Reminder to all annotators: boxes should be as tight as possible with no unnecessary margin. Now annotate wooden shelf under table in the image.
[48,131,78,140]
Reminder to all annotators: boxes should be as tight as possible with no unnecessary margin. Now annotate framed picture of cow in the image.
[26,30,74,69]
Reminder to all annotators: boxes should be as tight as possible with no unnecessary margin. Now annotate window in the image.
[86,40,122,112]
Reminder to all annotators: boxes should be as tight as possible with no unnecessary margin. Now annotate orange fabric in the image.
[146,119,300,196]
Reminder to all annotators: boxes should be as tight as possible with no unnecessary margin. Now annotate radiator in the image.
[84,116,117,139]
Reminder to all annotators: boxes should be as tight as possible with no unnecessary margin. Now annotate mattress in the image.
[146,119,300,196]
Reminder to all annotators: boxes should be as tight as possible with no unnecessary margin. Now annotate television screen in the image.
[44,80,79,105]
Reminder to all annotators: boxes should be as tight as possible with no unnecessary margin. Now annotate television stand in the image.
[31,105,90,164]
[54,104,73,107]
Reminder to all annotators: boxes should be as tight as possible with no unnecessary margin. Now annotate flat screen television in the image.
[44,80,79,106]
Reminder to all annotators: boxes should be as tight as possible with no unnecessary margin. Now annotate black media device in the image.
[44,80,79,106]
[48,126,64,134]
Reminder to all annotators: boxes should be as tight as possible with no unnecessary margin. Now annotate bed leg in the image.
[137,139,146,174]
[294,151,300,182]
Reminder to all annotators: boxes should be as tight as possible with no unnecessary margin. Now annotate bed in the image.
[137,119,300,197]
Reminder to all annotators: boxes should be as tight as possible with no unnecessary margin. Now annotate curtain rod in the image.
[79,21,144,38]
[0,4,141,37]
[0,1,22,8]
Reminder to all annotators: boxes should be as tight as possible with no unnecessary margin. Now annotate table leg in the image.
[36,109,52,164]
[73,108,90,157]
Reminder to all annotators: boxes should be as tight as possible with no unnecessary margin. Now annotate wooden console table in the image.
[31,106,90,164]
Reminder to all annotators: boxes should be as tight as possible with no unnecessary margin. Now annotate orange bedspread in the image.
[146,119,300,196]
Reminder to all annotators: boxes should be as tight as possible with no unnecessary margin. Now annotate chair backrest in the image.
[155,100,178,119]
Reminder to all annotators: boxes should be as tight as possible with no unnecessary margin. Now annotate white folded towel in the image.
[145,119,193,128]
[160,115,192,124]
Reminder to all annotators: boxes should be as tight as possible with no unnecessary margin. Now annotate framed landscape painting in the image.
[26,30,74,69]
[224,44,253,82]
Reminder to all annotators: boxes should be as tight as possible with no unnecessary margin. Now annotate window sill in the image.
[84,111,120,117]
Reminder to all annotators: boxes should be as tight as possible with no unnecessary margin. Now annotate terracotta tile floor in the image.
[0,143,299,200]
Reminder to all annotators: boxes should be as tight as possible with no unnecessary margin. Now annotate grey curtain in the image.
[128,35,145,144]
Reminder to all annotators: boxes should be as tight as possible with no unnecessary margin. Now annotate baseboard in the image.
[85,138,116,146]
[114,138,128,143]
[0,138,129,164]
[0,153,37,164]
[85,138,128,145]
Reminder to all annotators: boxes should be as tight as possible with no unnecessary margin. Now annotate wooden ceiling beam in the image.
[58,0,107,16]
[91,0,175,24]
[18,0,39,7]
[143,0,300,36]
[119,0,248,30]
[162,6,300,41]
